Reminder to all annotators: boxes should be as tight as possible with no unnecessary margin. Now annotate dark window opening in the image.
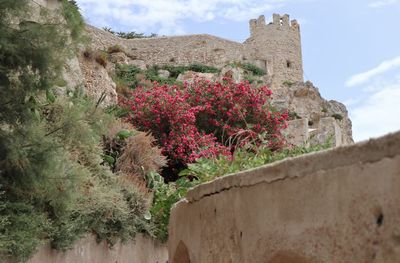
[286,60,292,68]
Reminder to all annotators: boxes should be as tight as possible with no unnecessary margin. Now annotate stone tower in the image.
[244,14,303,89]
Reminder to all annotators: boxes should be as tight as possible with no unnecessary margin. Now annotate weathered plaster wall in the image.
[169,131,400,262]
[19,234,168,263]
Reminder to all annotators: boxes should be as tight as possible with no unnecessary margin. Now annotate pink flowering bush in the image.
[119,78,288,179]
[187,78,287,149]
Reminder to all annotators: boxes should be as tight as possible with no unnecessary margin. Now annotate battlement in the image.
[249,14,300,36]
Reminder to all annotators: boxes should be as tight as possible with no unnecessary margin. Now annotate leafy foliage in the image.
[186,63,219,74]
[113,63,221,94]
[144,65,182,86]
[331,113,343,121]
[241,63,266,76]
[61,0,85,41]
[180,141,332,181]
[119,78,288,180]
[102,27,158,39]
[0,2,161,260]
[150,141,332,240]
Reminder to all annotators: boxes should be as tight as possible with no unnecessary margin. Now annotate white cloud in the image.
[346,56,400,141]
[345,56,400,87]
[368,0,400,8]
[350,81,400,141]
[75,0,287,35]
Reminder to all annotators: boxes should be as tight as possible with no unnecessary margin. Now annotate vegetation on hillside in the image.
[0,1,162,261]
[112,63,221,95]
[103,27,158,39]
[119,78,288,181]
[149,140,332,241]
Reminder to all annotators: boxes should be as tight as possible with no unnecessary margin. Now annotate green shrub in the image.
[161,65,187,78]
[102,28,158,39]
[241,63,265,76]
[115,64,142,84]
[150,142,332,240]
[288,111,301,120]
[145,66,181,85]
[283,80,294,87]
[148,173,196,242]
[155,64,219,79]
[61,0,85,41]
[244,74,257,84]
[0,2,159,260]
[0,197,53,261]
[331,113,343,121]
[187,63,219,73]
[95,51,108,67]
[180,142,332,182]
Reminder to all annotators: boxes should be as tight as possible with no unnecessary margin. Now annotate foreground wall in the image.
[169,131,400,263]
[23,234,167,263]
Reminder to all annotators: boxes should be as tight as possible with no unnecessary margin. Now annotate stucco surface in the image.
[22,234,168,263]
[169,131,400,262]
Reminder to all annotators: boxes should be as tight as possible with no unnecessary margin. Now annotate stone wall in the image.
[168,131,400,262]
[82,12,354,145]
[85,26,244,69]
[12,234,168,263]
[245,14,303,88]
[85,13,303,88]
[124,35,245,68]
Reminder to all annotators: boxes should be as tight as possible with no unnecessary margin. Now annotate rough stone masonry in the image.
[87,14,303,90]
[84,13,353,146]
[37,0,352,147]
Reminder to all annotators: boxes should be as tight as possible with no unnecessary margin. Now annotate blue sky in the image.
[75,0,400,142]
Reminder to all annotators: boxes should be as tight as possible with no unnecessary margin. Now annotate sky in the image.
[75,0,400,142]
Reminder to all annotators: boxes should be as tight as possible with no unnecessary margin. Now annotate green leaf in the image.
[116,130,135,140]
[46,89,56,103]
[102,155,115,166]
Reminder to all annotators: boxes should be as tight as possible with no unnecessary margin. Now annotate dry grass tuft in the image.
[103,120,166,193]
[107,45,124,54]
[95,51,108,68]
[116,132,166,179]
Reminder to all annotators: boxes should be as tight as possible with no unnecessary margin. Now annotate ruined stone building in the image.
[85,13,353,146]
[87,14,303,90]
[31,0,354,146]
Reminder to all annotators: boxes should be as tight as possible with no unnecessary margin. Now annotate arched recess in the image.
[172,240,191,263]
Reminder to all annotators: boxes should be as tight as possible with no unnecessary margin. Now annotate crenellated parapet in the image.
[245,14,304,88]
[250,14,300,37]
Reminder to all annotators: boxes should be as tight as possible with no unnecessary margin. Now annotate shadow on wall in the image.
[268,250,317,263]
[173,241,191,263]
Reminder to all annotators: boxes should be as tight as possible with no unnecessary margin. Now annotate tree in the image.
[0,1,154,260]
